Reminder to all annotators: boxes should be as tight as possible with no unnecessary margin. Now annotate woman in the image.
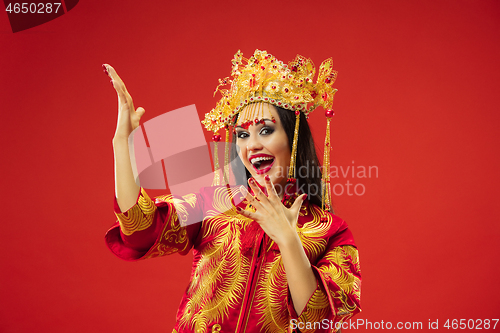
[104,50,361,333]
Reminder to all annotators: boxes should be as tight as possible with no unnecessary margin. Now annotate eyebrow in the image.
[235,118,274,129]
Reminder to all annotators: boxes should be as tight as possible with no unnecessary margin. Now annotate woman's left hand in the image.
[238,176,307,247]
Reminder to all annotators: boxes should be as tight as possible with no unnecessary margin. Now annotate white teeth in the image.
[250,156,274,164]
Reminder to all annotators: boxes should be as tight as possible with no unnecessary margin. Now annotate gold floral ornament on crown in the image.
[202,49,338,214]
[202,49,338,132]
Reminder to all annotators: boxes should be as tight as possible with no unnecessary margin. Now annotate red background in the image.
[1,0,499,332]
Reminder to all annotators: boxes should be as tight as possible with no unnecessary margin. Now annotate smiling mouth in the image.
[250,156,275,174]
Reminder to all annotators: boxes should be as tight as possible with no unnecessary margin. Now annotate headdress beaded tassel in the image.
[322,109,335,214]
[223,126,231,185]
[287,110,301,183]
[211,132,221,186]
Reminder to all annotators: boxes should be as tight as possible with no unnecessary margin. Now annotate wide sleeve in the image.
[288,221,361,332]
[105,188,203,261]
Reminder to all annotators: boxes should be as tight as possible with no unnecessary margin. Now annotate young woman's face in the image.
[235,103,291,190]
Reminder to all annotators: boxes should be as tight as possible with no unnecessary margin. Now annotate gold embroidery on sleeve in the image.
[296,287,331,333]
[182,193,198,208]
[320,246,361,316]
[141,193,200,259]
[117,188,156,236]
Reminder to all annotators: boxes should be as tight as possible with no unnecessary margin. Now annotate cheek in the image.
[271,137,291,162]
[236,143,248,163]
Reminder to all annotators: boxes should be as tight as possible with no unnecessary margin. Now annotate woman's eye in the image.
[260,127,274,135]
[236,131,249,139]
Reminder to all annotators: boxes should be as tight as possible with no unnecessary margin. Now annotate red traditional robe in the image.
[105,186,361,333]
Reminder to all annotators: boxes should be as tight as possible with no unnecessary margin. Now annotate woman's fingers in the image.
[247,179,274,212]
[105,64,144,138]
[104,64,129,100]
[240,186,264,212]
[288,194,307,223]
[104,64,123,85]
[135,106,146,119]
[263,175,280,203]
[236,205,255,219]
[248,178,264,197]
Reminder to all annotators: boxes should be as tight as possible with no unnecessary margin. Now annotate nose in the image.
[246,133,263,152]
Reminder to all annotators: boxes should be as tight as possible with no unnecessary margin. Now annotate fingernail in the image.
[249,178,255,184]
[236,206,242,211]
[102,64,108,75]
[265,175,270,181]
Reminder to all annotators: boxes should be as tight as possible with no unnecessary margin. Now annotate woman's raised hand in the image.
[104,64,142,210]
[238,176,306,247]
[103,64,146,140]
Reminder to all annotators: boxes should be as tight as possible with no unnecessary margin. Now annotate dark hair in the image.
[230,105,324,207]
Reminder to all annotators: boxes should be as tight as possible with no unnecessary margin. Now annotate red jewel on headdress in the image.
[291,65,298,72]
[322,92,328,101]
[325,109,335,118]
[261,66,265,70]
[295,110,300,116]
[325,78,331,84]
[254,119,259,124]
[212,134,222,142]
[310,91,318,99]
[272,119,276,123]
[320,217,328,222]
[260,119,265,124]
[284,88,289,93]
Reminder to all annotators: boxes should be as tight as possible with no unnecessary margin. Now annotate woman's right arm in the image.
[104,64,146,212]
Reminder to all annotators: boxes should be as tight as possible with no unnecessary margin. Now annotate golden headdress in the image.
[203,49,338,212]
[202,49,337,132]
